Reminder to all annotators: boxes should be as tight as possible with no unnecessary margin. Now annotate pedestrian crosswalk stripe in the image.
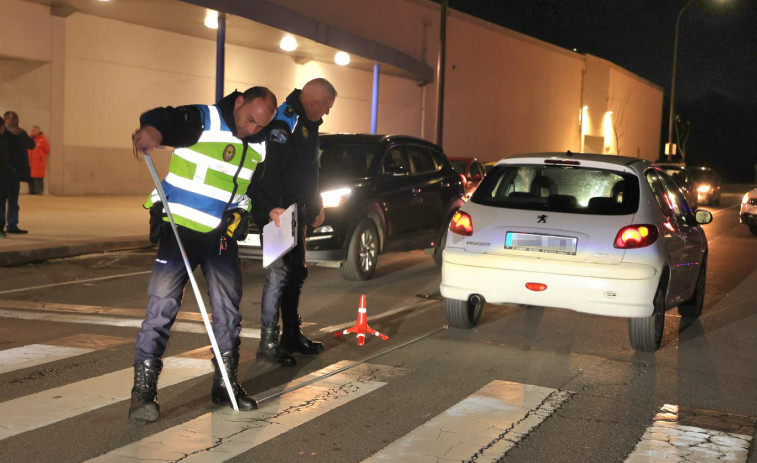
[362,380,572,463]
[0,335,132,375]
[85,362,410,463]
[0,309,261,339]
[0,349,215,441]
[625,404,755,463]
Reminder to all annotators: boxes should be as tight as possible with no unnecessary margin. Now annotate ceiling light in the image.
[280,36,298,52]
[334,51,350,66]
[204,10,218,29]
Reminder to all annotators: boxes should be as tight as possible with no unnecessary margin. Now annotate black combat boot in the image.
[211,351,257,411]
[128,358,163,422]
[256,326,296,367]
[281,317,324,355]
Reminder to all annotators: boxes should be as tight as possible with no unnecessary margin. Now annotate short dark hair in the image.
[241,86,277,107]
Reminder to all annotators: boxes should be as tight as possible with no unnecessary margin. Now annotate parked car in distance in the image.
[687,166,721,206]
[740,187,757,236]
[657,162,699,209]
[440,152,713,352]
[239,134,465,280]
[448,156,486,199]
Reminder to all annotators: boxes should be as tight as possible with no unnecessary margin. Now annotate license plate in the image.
[240,233,261,247]
[505,232,577,255]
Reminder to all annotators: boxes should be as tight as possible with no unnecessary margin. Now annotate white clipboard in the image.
[262,203,298,268]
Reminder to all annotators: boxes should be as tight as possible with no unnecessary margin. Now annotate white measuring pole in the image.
[143,154,239,411]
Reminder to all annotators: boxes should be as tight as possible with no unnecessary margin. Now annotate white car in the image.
[739,188,757,236]
[440,152,713,352]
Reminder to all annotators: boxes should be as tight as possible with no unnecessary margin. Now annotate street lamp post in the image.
[666,0,693,161]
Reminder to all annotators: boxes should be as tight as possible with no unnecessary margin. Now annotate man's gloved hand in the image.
[225,209,250,241]
[148,202,168,244]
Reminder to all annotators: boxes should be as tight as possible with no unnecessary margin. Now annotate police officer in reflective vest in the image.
[129,87,277,422]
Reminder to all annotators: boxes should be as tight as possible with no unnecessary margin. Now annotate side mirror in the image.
[694,209,713,225]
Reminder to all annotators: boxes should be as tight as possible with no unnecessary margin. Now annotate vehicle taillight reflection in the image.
[614,224,659,248]
[449,211,473,236]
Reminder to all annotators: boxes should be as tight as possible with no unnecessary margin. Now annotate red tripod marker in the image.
[333,294,389,346]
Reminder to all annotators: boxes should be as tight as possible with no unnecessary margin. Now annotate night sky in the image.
[433,0,757,181]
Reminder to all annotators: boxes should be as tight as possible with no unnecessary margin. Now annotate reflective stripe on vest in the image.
[144,104,266,233]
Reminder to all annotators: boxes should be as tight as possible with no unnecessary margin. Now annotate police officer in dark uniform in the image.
[249,78,337,366]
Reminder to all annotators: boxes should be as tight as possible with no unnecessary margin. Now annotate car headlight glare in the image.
[321,187,352,208]
[697,184,711,193]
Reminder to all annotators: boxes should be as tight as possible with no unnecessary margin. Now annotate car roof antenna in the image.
[566,150,574,156]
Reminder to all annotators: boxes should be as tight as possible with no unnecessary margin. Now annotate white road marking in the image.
[0,270,152,295]
[363,380,572,463]
[85,362,409,463]
[0,352,215,440]
[625,404,755,463]
[0,344,93,375]
[0,309,261,339]
[0,335,132,374]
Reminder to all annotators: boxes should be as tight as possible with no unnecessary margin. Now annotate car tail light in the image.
[614,225,659,249]
[449,211,473,236]
[459,173,467,186]
[525,282,547,291]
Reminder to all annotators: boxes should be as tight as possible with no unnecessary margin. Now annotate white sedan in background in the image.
[440,152,713,352]
[740,188,757,236]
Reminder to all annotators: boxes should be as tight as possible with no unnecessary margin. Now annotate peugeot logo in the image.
[537,215,547,223]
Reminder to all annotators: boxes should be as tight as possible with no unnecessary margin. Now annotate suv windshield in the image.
[472,164,639,215]
[318,142,376,179]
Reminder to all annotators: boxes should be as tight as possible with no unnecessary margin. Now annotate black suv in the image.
[238,134,465,280]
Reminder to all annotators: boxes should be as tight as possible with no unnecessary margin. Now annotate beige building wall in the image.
[2,0,663,196]
[43,10,422,195]
[0,0,53,183]
[607,60,664,161]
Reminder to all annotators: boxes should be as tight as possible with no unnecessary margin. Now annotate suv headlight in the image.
[321,187,352,208]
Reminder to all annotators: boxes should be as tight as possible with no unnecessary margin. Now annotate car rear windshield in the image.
[318,143,376,179]
[449,160,467,174]
[688,169,717,182]
[472,164,640,215]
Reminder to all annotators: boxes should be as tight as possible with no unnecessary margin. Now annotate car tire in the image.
[444,296,483,329]
[628,278,666,352]
[340,218,379,281]
[678,257,706,319]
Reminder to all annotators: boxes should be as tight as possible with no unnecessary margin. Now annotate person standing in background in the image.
[2,111,34,234]
[0,118,13,238]
[28,125,50,195]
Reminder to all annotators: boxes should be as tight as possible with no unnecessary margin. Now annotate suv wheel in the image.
[340,218,379,280]
[628,278,666,352]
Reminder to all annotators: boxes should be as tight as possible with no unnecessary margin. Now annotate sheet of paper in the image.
[262,203,297,268]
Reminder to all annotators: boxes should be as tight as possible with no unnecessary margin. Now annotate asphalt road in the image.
[0,192,755,462]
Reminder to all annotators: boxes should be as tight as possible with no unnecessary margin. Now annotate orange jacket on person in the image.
[28,131,50,179]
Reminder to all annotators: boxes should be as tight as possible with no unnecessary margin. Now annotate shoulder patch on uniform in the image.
[269,128,289,144]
